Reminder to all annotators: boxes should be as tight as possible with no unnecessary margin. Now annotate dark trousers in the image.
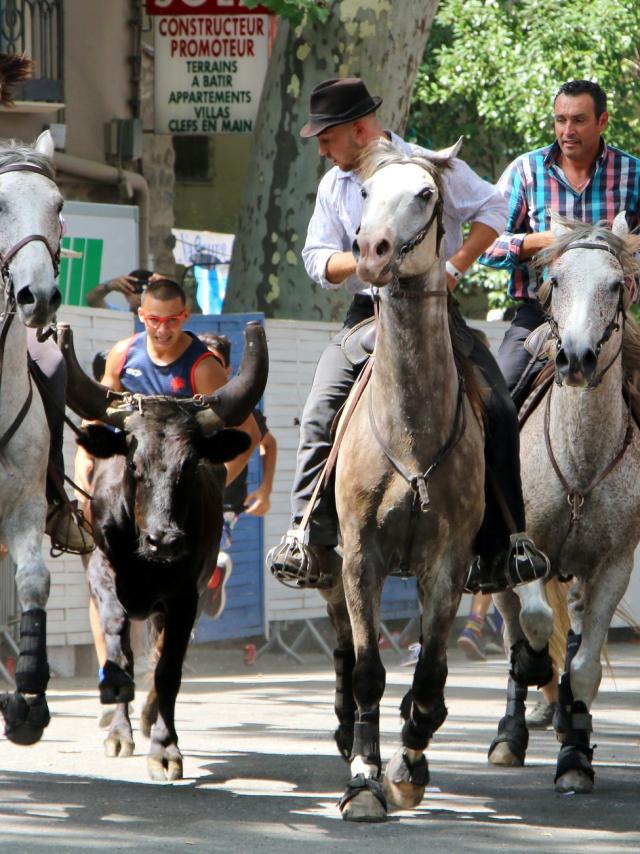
[496,301,547,405]
[291,296,374,546]
[26,329,67,502]
[291,296,526,558]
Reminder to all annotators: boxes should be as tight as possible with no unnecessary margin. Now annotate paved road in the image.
[0,640,638,852]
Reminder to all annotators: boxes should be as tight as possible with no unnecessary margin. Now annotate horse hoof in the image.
[104,735,135,758]
[489,741,524,766]
[555,770,594,794]
[341,789,387,822]
[339,774,387,822]
[383,749,428,809]
[147,754,183,782]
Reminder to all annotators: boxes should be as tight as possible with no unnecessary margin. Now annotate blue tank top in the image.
[119,332,214,396]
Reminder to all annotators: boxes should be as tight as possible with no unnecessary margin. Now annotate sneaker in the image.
[399,642,420,667]
[46,500,94,555]
[457,627,486,661]
[525,699,558,729]
[203,552,232,619]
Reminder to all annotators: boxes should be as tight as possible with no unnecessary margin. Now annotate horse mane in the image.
[0,52,33,106]
[536,218,640,383]
[0,138,55,178]
[356,138,453,188]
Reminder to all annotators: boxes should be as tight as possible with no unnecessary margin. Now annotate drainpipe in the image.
[53,152,150,267]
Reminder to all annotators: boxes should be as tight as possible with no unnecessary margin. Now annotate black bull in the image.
[59,322,268,780]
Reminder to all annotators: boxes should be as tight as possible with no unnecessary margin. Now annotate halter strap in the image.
[561,240,620,257]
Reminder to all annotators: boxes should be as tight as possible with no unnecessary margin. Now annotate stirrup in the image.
[266,530,334,589]
[464,534,550,594]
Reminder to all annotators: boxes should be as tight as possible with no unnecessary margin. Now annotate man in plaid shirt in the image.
[480,79,640,403]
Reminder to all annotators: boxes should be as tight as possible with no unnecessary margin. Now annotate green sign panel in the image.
[58,237,104,306]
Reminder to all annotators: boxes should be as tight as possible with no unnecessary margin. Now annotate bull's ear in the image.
[76,424,128,458]
[198,428,251,464]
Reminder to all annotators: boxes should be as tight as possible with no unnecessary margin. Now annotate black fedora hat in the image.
[300,77,382,138]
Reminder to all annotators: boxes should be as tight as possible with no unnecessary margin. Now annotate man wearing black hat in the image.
[269,77,549,592]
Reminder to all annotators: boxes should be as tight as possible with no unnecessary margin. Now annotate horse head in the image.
[0,131,63,327]
[541,213,640,387]
[353,138,462,285]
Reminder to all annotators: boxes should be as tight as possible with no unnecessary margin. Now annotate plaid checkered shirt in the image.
[479,140,640,299]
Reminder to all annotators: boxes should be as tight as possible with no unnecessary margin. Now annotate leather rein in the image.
[542,239,634,528]
[0,162,62,461]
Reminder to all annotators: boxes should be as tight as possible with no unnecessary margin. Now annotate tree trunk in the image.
[224,0,440,320]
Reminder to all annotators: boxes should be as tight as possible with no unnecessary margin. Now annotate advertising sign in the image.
[147,0,273,135]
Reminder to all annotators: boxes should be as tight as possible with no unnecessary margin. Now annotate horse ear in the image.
[430,136,464,162]
[550,211,570,237]
[612,211,629,239]
[34,130,55,160]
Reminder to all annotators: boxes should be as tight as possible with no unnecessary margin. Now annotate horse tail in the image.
[545,577,571,675]
[0,53,33,105]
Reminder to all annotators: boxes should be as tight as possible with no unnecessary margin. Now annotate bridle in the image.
[544,240,626,389]
[542,239,635,529]
[0,161,63,460]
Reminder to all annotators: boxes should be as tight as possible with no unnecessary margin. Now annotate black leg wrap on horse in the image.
[16,609,50,695]
[402,699,447,752]
[0,691,51,744]
[554,701,595,783]
[99,659,135,704]
[333,648,356,761]
[399,689,413,722]
[554,630,582,734]
[509,639,553,688]
[489,677,529,762]
[352,711,381,775]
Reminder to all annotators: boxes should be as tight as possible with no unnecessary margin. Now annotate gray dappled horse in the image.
[0,131,63,743]
[320,139,486,821]
[489,214,640,793]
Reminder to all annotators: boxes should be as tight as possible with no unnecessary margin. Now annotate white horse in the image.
[0,131,63,744]
[489,213,640,793]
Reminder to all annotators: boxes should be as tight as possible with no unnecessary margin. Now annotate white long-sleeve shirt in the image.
[302,131,508,296]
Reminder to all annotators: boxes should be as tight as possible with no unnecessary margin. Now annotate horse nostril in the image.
[376,239,390,257]
[15,286,35,307]
[555,348,568,372]
[352,239,360,258]
[581,348,597,378]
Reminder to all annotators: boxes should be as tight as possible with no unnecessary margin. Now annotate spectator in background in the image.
[85,269,154,312]
[199,332,277,618]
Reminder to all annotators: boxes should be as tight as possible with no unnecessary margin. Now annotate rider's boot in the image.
[267,534,335,589]
[464,532,550,594]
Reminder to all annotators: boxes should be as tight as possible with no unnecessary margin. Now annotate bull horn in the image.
[196,321,269,432]
[57,323,126,422]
